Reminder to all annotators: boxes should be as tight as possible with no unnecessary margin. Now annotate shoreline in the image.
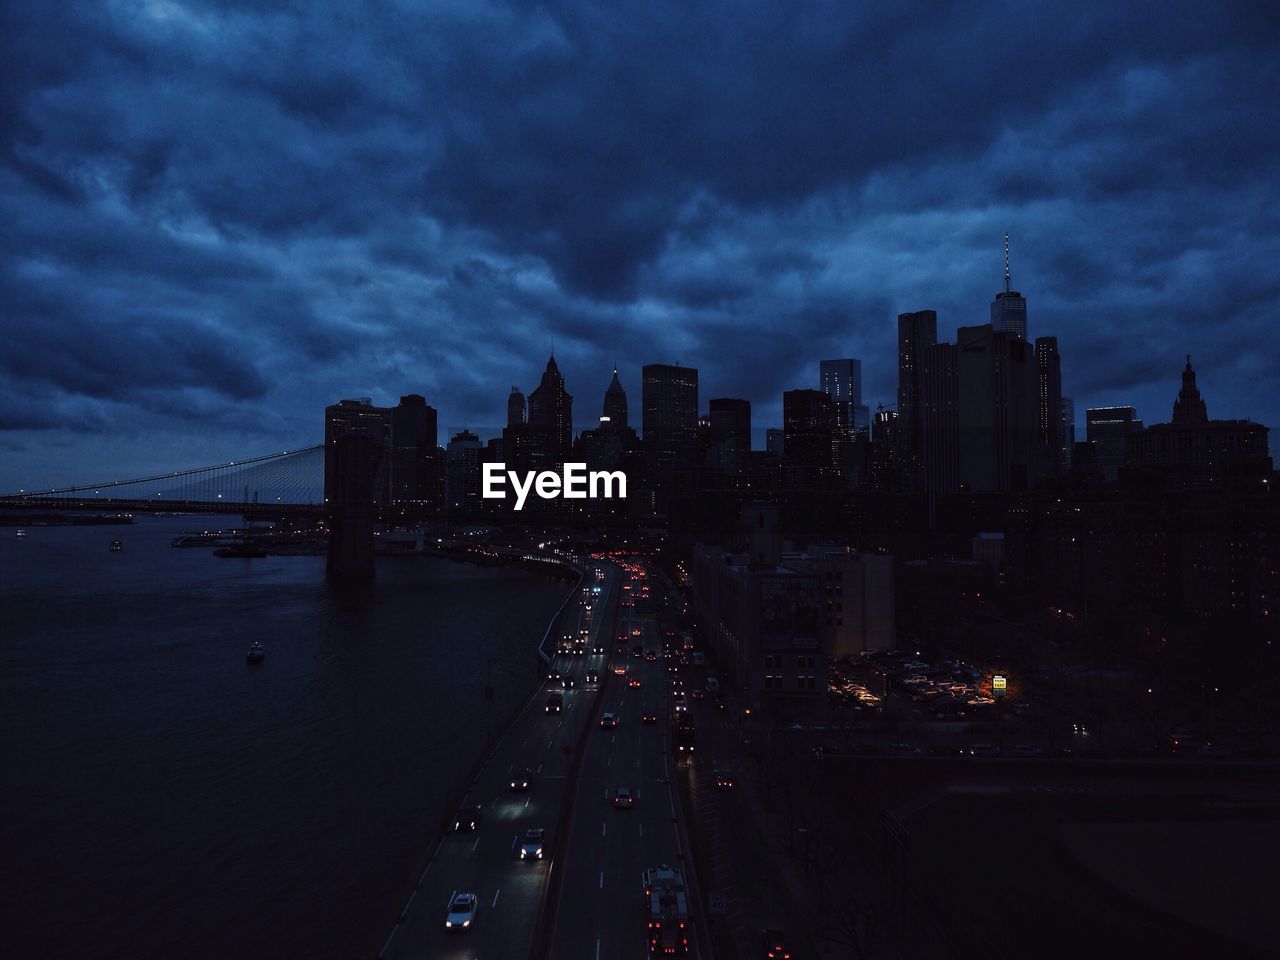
[372,556,585,959]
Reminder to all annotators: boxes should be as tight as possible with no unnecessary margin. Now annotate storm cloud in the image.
[2,0,1278,487]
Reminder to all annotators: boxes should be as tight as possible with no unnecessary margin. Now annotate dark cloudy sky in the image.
[3,0,1278,490]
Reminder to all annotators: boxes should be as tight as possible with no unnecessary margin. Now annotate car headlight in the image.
[537,848,543,857]
[520,850,526,858]
[462,919,470,927]
[446,920,453,928]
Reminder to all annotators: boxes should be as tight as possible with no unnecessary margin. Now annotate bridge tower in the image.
[326,433,381,582]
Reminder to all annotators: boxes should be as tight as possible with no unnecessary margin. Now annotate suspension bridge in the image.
[0,445,326,518]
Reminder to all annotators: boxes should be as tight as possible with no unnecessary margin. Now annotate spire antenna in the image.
[1004,232,1011,293]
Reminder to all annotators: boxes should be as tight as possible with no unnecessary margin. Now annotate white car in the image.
[520,827,545,860]
[444,892,477,931]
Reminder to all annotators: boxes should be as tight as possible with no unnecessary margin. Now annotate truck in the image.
[642,865,690,955]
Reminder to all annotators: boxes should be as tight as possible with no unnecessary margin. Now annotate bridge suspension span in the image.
[2,445,325,509]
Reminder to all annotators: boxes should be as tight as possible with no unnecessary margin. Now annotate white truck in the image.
[643,865,690,955]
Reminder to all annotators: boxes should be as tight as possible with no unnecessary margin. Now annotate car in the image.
[600,712,618,729]
[613,665,627,676]
[562,674,576,689]
[612,786,635,808]
[969,743,1001,757]
[691,689,706,701]
[628,677,641,688]
[545,693,563,714]
[713,770,734,790]
[632,645,643,658]
[585,670,600,683]
[641,712,657,724]
[454,803,482,832]
[445,892,477,931]
[644,650,657,662]
[594,643,605,653]
[519,827,545,860]
[510,768,532,791]
[761,929,792,959]
[547,668,561,682]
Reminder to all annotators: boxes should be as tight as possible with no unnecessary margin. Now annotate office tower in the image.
[1172,355,1208,424]
[527,354,573,465]
[642,363,699,468]
[324,397,390,505]
[956,324,1038,491]
[574,367,639,475]
[897,309,938,478]
[990,233,1028,340]
[782,389,837,473]
[445,429,483,513]
[820,359,867,437]
[1034,336,1063,481]
[603,367,628,428]
[507,387,526,429]
[389,394,439,508]
[1059,397,1076,472]
[920,342,960,494]
[1086,406,1143,482]
[765,428,784,458]
[872,406,897,447]
[708,398,751,471]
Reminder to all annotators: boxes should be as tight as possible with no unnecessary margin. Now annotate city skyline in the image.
[3,3,1279,490]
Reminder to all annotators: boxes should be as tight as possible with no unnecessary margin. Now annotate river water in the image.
[0,516,569,959]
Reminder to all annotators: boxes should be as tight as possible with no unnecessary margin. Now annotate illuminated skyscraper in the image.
[820,359,869,438]
[990,233,1028,341]
[642,363,699,468]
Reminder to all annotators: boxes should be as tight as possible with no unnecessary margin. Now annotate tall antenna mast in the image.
[1004,232,1011,293]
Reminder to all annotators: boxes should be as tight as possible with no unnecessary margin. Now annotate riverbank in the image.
[374,557,585,957]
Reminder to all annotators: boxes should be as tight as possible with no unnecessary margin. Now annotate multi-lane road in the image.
[383,557,704,960]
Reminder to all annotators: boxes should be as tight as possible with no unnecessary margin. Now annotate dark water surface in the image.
[0,516,568,959]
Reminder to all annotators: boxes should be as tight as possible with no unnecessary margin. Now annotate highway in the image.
[382,556,703,960]
[548,561,703,960]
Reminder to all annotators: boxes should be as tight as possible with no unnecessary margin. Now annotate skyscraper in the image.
[507,387,526,429]
[1059,397,1076,472]
[642,364,699,469]
[1086,406,1143,482]
[324,397,391,505]
[527,354,574,465]
[820,359,869,438]
[990,233,1028,340]
[783,389,837,475]
[603,367,628,428]
[957,324,1038,491]
[897,309,937,482]
[1034,336,1063,481]
[920,342,959,494]
[1172,355,1208,424]
[445,429,483,514]
[390,394,439,509]
[708,398,751,472]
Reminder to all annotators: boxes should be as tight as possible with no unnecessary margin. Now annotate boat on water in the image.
[246,641,265,665]
[214,541,268,558]
[170,532,224,548]
[109,539,123,552]
[15,529,26,538]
